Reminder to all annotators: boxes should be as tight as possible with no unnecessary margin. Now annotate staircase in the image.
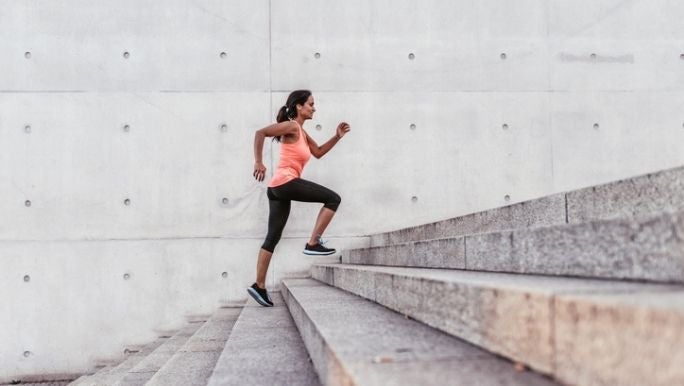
[14,165,682,386]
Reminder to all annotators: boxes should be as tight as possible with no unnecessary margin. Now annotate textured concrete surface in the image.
[346,237,465,268]
[554,291,684,386]
[114,321,205,385]
[468,209,684,283]
[282,278,560,386]
[207,292,319,386]
[146,307,241,386]
[567,165,684,224]
[369,194,566,247]
[70,337,168,386]
[370,165,684,248]
[312,264,683,381]
[348,209,684,283]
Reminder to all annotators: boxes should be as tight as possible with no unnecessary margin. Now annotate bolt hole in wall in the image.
[123,124,130,132]
[23,275,30,282]
[500,52,507,60]
[593,123,600,130]
[314,52,321,59]
[220,52,227,59]
[315,124,322,131]
[408,53,415,60]
[590,53,597,60]
[24,51,31,59]
[220,123,228,132]
[221,272,228,279]
[24,125,31,133]
[24,200,31,207]
[222,198,229,205]
[411,196,418,203]
[502,123,509,130]
[124,198,131,206]
[123,51,130,59]
[410,123,416,130]
[504,195,511,202]
[123,273,131,280]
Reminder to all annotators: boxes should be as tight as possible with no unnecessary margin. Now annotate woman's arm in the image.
[253,121,298,181]
[306,122,351,159]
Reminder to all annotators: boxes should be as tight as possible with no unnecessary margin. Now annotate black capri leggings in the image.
[261,178,341,253]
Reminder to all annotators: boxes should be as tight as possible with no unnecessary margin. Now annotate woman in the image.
[248,89,350,307]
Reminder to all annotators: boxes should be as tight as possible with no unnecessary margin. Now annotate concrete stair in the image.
[311,264,684,386]
[43,164,682,386]
[282,278,559,386]
[207,291,318,386]
[67,307,240,386]
[369,165,684,247]
[318,165,684,385]
[344,209,684,283]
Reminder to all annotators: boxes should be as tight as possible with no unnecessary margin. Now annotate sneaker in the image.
[303,241,336,256]
[247,283,274,307]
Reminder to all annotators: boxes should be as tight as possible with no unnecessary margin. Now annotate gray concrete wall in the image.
[1,0,683,380]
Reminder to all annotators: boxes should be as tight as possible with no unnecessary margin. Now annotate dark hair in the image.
[274,89,311,142]
[276,89,312,122]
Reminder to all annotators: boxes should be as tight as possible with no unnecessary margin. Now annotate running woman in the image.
[247,89,350,307]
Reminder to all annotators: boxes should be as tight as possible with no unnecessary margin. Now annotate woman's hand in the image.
[336,122,351,139]
[253,162,267,182]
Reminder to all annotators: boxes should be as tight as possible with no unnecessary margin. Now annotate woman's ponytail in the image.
[276,105,290,123]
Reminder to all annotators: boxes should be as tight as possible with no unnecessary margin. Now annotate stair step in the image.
[346,209,684,283]
[69,338,169,386]
[207,292,319,386]
[312,264,684,386]
[112,319,206,386]
[282,278,560,386]
[145,307,241,386]
[371,165,684,247]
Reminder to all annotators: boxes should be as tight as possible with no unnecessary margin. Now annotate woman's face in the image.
[297,95,316,120]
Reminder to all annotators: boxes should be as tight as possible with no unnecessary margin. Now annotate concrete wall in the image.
[2,0,684,380]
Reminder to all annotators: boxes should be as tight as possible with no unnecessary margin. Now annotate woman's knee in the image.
[324,192,341,211]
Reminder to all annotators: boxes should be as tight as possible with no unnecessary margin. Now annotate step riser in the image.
[207,294,318,386]
[283,278,558,386]
[370,194,566,247]
[348,210,684,283]
[312,265,684,386]
[313,265,554,374]
[146,308,241,386]
[372,166,684,247]
[282,285,353,386]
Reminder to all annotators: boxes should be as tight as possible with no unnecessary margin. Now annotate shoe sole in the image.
[247,287,273,307]
[303,250,336,256]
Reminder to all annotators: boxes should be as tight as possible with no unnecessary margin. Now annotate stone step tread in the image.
[371,165,684,247]
[347,208,684,283]
[282,278,560,386]
[146,307,242,386]
[207,292,319,386]
[68,337,170,386]
[311,264,684,386]
[112,320,207,386]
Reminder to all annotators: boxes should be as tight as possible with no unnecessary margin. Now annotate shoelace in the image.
[317,237,328,246]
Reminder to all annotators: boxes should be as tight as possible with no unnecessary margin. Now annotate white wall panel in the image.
[0,0,270,91]
[550,91,684,191]
[0,92,272,240]
[271,0,550,92]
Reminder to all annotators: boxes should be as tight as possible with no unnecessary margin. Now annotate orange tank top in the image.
[268,123,312,187]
